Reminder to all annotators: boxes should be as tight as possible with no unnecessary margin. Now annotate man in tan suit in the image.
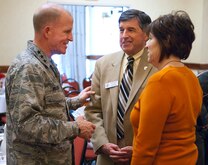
[85,9,156,165]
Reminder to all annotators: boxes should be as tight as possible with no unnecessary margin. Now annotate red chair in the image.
[69,111,97,165]
[73,136,88,165]
[82,78,91,89]
[72,135,97,165]
[0,73,5,94]
[0,73,5,79]
[61,75,80,97]
[83,142,97,165]
[62,84,80,97]
[0,73,6,125]
[61,73,68,82]
[62,78,80,91]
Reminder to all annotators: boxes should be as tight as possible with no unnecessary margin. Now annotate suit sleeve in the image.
[85,60,109,152]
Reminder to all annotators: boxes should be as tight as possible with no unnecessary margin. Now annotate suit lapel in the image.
[103,50,153,114]
[107,52,124,117]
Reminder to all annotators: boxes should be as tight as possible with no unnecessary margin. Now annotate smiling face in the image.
[119,18,148,56]
[145,33,161,68]
[48,12,73,55]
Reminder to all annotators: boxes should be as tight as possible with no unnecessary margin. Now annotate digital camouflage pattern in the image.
[5,41,81,165]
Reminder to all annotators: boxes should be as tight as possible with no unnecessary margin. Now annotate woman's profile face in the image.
[145,33,161,68]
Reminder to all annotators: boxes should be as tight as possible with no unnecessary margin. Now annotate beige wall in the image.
[129,0,204,63]
[0,0,46,65]
[201,0,208,62]
[0,0,207,65]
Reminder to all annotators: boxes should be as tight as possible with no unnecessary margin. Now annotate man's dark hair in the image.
[119,9,151,32]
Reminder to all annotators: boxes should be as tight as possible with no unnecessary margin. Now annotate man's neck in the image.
[33,36,52,58]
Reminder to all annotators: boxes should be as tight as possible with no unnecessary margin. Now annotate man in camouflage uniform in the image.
[5,4,95,165]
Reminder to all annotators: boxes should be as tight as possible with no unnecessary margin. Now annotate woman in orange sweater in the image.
[130,11,203,165]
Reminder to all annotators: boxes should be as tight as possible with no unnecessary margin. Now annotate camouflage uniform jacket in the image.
[5,41,81,165]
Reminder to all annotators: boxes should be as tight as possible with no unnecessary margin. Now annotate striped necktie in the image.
[117,57,134,139]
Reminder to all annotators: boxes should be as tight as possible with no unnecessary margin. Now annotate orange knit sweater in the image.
[130,66,202,165]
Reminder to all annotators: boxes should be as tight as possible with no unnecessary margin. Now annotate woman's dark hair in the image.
[148,10,195,61]
[119,9,151,32]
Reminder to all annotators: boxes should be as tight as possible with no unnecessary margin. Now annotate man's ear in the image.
[43,26,51,39]
[144,33,149,42]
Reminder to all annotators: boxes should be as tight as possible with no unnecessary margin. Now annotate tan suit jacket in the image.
[85,50,157,165]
